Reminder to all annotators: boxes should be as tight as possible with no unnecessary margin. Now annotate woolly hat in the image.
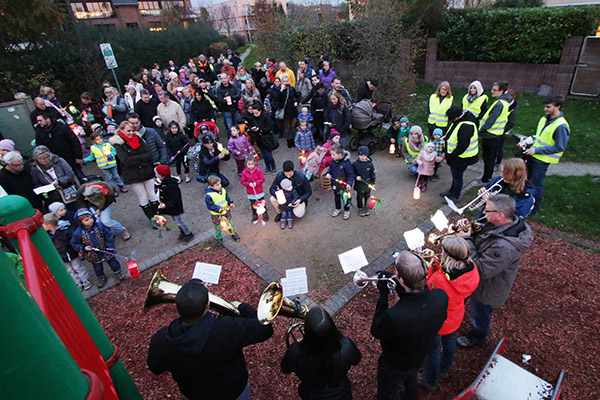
[329,129,340,141]
[432,128,443,137]
[280,178,292,190]
[48,202,65,214]
[91,123,103,132]
[410,125,423,134]
[358,146,369,156]
[168,71,178,80]
[399,117,409,124]
[0,139,15,151]
[155,165,171,178]
[152,115,162,122]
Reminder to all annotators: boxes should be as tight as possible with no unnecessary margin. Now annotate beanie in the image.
[155,165,171,178]
[281,178,292,190]
[329,129,340,141]
[358,146,369,156]
[432,128,443,137]
[48,202,65,214]
[0,139,15,152]
[410,125,423,134]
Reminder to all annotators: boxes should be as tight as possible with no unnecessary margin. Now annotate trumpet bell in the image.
[257,282,308,325]
[353,270,370,288]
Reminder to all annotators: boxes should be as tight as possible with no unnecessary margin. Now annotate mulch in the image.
[89,230,600,400]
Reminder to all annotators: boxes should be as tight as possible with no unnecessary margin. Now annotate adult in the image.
[281,307,362,399]
[103,87,129,124]
[140,72,157,96]
[230,51,242,70]
[0,152,43,210]
[215,73,242,138]
[318,61,336,88]
[275,61,296,88]
[479,81,510,183]
[109,121,158,220]
[273,74,300,148]
[241,78,261,108]
[191,87,217,125]
[310,83,328,143]
[30,97,62,125]
[134,89,161,128]
[426,81,453,138]
[233,65,251,91]
[77,180,131,240]
[496,88,518,167]
[440,106,479,202]
[298,59,316,79]
[523,95,570,214]
[371,251,448,400]
[221,59,236,82]
[401,126,427,176]
[127,113,169,165]
[456,194,533,348]
[30,146,77,210]
[269,160,312,222]
[147,279,273,400]
[157,91,187,129]
[248,104,277,174]
[167,59,178,73]
[154,81,179,102]
[295,69,312,104]
[331,77,352,105]
[264,57,278,83]
[420,237,479,391]
[324,92,351,148]
[194,134,231,187]
[461,80,488,120]
[179,87,195,138]
[356,78,377,103]
[167,72,184,98]
[250,61,266,85]
[79,92,105,126]
[124,84,140,110]
[34,113,85,183]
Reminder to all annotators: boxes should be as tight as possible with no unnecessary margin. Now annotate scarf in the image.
[119,131,140,150]
[467,93,478,103]
[407,133,424,154]
[419,148,436,162]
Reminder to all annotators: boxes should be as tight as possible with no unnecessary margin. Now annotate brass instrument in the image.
[143,268,240,317]
[353,270,398,291]
[445,178,504,215]
[428,216,486,246]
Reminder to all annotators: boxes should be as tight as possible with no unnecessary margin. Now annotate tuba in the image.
[143,268,240,317]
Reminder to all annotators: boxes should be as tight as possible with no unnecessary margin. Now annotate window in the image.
[139,1,161,15]
[127,22,139,30]
[70,2,85,12]
[161,1,184,10]
[72,1,113,19]
[149,21,165,31]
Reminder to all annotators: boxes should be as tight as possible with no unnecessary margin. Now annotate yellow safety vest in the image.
[446,121,478,158]
[207,189,228,215]
[427,94,453,128]
[462,94,488,118]
[479,99,509,136]
[532,116,569,164]
[404,136,429,164]
[90,143,117,169]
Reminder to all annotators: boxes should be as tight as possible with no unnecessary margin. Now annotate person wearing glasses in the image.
[371,250,448,400]
[455,194,533,348]
[479,81,511,183]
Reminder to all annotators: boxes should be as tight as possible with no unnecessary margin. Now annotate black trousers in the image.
[481,136,500,181]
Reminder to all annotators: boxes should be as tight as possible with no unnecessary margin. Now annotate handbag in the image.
[36,165,78,204]
[263,132,279,151]
[274,89,289,120]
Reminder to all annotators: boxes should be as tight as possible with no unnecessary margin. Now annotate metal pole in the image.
[111,68,122,95]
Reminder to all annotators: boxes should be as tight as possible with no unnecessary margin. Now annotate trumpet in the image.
[428,216,486,246]
[353,270,398,291]
[445,178,504,215]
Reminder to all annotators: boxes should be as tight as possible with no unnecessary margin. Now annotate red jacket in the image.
[427,261,480,335]
[240,166,265,197]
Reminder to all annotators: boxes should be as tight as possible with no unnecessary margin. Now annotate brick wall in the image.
[424,37,584,96]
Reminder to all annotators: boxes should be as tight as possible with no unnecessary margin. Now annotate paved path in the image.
[547,162,600,177]
[240,44,254,62]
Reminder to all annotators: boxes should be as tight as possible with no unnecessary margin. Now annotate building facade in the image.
[205,0,287,40]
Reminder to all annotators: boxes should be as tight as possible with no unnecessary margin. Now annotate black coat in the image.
[134,97,160,128]
[109,133,155,184]
[247,112,274,150]
[35,120,83,166]
[140,126,169,165]
[272,86,300,118]
[356,80,374,102]
[282,336,361,400]
[30,106,62,125]
[165,132,189,160]
[196,144,230,176]
[157,176,183,215]
[147,303,273,400]
[324,105,351,137]
[270,170,313,204]
[0,163,43,210]
[352,158,376,193]
[215,83,241,113]
[190,96,216,123]
[48,225,79,262]
[444,112,479,168]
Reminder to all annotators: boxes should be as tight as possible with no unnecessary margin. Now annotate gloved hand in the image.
[376,270,394,296]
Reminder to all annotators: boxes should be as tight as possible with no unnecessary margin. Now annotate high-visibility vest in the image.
[427,94,453,127]
[462,94,488,118]
[479,99,509,136]
[90,143,117,169]
[532,115,569,164]
[446,121,479,158]
[207,189,228,215]
[404,136,429,164]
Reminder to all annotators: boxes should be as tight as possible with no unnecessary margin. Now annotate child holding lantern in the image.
[240,155,269,225]
[154,165,195,242]
[325,145,355,220]
[416,142,444,192]
[352,146,376,217]
[204,175,240,248]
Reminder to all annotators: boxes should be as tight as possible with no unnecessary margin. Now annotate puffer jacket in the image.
[109,133,155,184]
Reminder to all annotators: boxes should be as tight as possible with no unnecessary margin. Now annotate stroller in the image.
[348,100,393,155]
[193,120,220,140]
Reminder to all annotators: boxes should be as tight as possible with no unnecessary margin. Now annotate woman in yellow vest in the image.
[462,80,488,120]
[401,125,428,175]
[427,81,453,138]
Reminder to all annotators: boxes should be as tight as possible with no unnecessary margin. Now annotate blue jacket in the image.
[327,151,355,191]
[480,177,535,219]
[48,224,79,262]
[280,188,299,212]
[204,186,233,214]
[70,212,115,263]
[352,157,376,193]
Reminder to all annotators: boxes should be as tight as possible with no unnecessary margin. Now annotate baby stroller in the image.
[193,120,220,140]
[348,100,393,155]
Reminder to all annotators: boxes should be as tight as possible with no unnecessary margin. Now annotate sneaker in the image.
[82,281,93,291]
[481,177,491,184]
[287,219,293,229]
[231,233,240,242]
[252,215,258,224]
[263,213,269,222]
[252,218,258,224]
[121,229,131,241]
[456,336,482,348]
[363,208,371,216]
[494,164,500,172]
[119,186,128,193]
[261,220,266,226]
[343,210,350,220]
[114,191,119,198]
[281,220,287,229]
[271,169,278,175]
[417,373,438,391]
[78,283,84,291]
[178,230,185,240]
[216,238,223,248]
[97,275,107,288]
[181,232,194,243]
[185,174,191,183]
[331,209,342,217]
[274,213,282,222]
[114,271,126,281]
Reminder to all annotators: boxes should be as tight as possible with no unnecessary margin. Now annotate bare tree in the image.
[214,4,235,37]
[251,0,290,59]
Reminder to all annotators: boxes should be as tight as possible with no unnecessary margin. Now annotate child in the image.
[279,178,299,229]
[227,125,254,176]
[240,155,269,225]
[416,142,444,192]
[165,121,191,183]
[353,146,376,217]
[295,119,316,168]
[155,165,194,242]
[153,115,168,138]
[316,130,340,178]
[204,175,240,248]
[386,116,411,158]
[48,201,75,229]
[325,145,355,220]
[70,208,124,288]
[430,128,445,180]
[43,213,92,291]
[297,107,313,125]
[84,132,127,193]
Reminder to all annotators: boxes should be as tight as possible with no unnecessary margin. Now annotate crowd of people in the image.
[0,48,572,400]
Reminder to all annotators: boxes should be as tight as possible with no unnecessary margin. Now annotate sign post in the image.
[99,43,121,94]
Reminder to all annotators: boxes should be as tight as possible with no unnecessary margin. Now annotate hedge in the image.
[290,22,359,61]
[437,6,600,64]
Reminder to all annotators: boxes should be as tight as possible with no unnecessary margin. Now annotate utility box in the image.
[0,98,36,157]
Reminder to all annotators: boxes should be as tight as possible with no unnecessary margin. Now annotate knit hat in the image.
[48,202,65,214]
[301,107,308,112]
[358,146,369,156]
[75,208,93,220]
[399,117,409,124]
[152,115,162,122]
[91,123,103,132]
[168,71,178,80]
[432,128,443,137]
[281,178,292,190]
[0,139,15,151]
[410,125,423,134]
[329,129,340,141]
[155,165,171,178]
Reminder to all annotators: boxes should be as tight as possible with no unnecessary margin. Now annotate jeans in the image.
[449,164,468,199]
[92,257,122,278]
[377,357,418,400]
[408,164,418,176]
[130,179,157,206]
[172,214,192,235]
[222,111,238,138]
[100,167,123,190]
[334,190,350,211]
[235,381,251,400]
[526,157,549,214]
[425,332,456,386]
[467,297,494,343]
[281,210,293,221]
[259,147,276,172]
[72,163,87,185]
[196,172,230,187]
[99,205,126,234]
[481,137,500,181]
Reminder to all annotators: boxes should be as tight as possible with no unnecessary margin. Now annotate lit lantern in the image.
[413,186,421,200]
[389,143,396,154]
[103,144,112,155]
[216,142,229,155]
[275,189,287,204]
[127,259,140,279]
[152,215,168,229]
[219,217,235,235]
[255,200,266,215]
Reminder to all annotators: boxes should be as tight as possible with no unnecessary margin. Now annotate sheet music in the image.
[430,209,449,231]
[281,267,308,296]
[338,246,369,274]
[404,228,425,250]
[192,262,222,284]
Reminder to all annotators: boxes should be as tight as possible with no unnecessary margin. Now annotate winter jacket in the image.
[109,133,155,184]
[352,158,376,193]
[272,86,300,119]
[227,135,253,161]
[158,176,184,216]
[444,112,479,168]
[48,224,79,262]
[106,95,129,124]
[215,83,241,113]
[84,141,117,169]
[416,153,444,176]
[70,213,115,264]
[295,128,316,152]
[326,151,355,192]
[0,163,43,210]
[281,336,361,400]
[240,166,265,197]
[427,261,480,335]
[139,126,169,165]
[135,97,160,128]
[147,304,273,400]
[191,95,217,123]
[165,132,190,162]
[356,80,374,102]
[157,101,187,129]
[318,141,334,172]
[279,188,299,212]
[35,120,83,166]
[31,155,76,189]
[247,112,274,150]
[296,77,312,103]
[480,177,535,219]
[195,144,230,177]
[467,217,533,308]
[324,105,351,137]
[270,170,313,204]
[319,68,337,87]
[180,96,193,126]
[76,181,116,212]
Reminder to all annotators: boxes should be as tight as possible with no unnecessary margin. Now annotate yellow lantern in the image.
[275,189,287,204]
[389,143,396,154]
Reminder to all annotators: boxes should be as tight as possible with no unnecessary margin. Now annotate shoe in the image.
[281,220,287,229]
[439,191,452,198]
[287,219,293,229]
[252,218,258,224]
[439,371,449,379]
[343,210,350,220]
[331,209,342,217]
[363,208,371,216]
[114,191,119,198]
[119,186,128,193]
[481,177,491,183]
[121,230,131,241]
[175,174,181,181]
[97,275,107,288]
[271,169,278,175]
[82,281,93,290]
[494,164,500,172]
[178,228,185,240]
[231,233,240,242]
[185,174,191,183]
[274,213,282,222]
[421,185,427,192]
[216,238,223,248]
[263,212,269,222]
[114,271,126,281]
[181,232,194,242]
[395,153,401,158]
[150,200,160,215]
[417,373,438,391]
[430,174,440,182]
[78,283,84,291]
[456,336,482,348]
[252,214,258,224]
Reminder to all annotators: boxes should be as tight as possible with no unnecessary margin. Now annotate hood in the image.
[498,92,512,102]
[342,150,351,161]
[445,260,480,296]
[204,186,221,195]
[469,80,484,97]
[485,217,533,252]
[165,314,214,355]
[74,208,96,226]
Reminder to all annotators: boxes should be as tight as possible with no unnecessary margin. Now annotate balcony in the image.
[74,10,115,19]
